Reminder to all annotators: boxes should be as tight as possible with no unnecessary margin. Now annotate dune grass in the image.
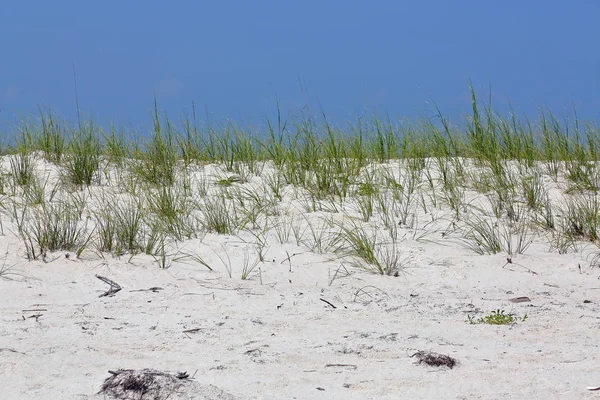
[2,87,600,278]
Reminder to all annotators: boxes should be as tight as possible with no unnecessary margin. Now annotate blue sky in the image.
[1,1,599,134]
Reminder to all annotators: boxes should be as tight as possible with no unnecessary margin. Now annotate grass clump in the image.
[200,194,239,235]
[467,309,527,325]
[36,109,66,164]
[9,153,36,188]
[102,126,130,165]
[20,193,91,259]
[8,129,36,188]
[334,221,404,276]
[94,198,145,255]
[146,185,196,240]
[64,121,101,186]
[131,99,178,187]
[561,194,600,244]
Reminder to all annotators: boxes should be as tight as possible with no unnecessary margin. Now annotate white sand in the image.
[1,157,599,399]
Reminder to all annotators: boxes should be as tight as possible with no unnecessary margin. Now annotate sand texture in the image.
[1,157,599,399]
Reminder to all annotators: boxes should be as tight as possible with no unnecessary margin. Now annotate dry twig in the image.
[96,274,122,297]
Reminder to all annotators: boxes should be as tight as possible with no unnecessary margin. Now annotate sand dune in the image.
[1,155,599,399]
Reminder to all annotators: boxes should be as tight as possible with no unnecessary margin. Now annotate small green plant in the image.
[216,175,243,187]
[241,249,261,280]
[357,181,378,197]
[272,213,293,244]
[467,309,527,325]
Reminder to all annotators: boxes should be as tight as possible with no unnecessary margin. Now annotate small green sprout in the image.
[467,309,528,325]
[216,175,242,187]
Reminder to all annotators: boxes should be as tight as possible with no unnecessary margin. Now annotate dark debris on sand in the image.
[99,369,189,400]
[97,368,237,400]
[411,351,457,369]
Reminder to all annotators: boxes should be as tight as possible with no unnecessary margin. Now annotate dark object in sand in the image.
[98,369,236,400]
[508,296,531,303]
[411,351,457,369]
[96,275,122,297]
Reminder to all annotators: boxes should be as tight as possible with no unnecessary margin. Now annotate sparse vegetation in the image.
[468,309,528,325]
[0,87,599,282]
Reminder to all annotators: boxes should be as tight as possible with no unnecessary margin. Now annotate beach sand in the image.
[1,157,599,399]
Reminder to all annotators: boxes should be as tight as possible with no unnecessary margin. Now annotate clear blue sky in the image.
[1,1,599,134]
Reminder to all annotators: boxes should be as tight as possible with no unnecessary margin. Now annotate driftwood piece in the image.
[325,363,357,370]
[320,298,337,309]
[96,275,122,297]
[508,296,531,303]
[182,328,203,334]
[130,287,163,293]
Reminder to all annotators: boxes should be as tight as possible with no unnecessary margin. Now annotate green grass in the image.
[2,88,600,280]
[36,109,67,164]
[200,192,239,235]
[468,309,527,325]
[94,197,145,255]
[334,220,404,276]
[146,184,196,240]
[130,98,179,187]
[64,121,101,186]
[20,192,92,260]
